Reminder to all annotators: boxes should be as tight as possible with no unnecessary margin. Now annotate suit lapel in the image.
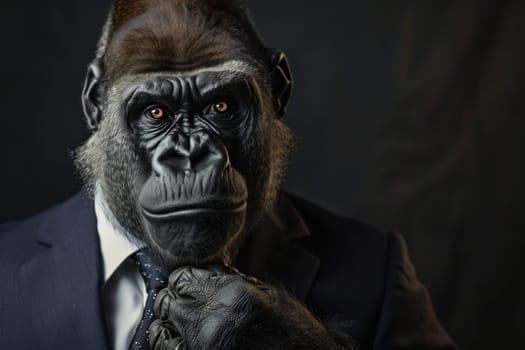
[19,192,110,350]
[236,194,320,302]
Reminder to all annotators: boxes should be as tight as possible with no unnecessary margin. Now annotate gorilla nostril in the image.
[189,147,212,170]
[153,131,230,174]
[188,131,229,171]
[169,156,192,171]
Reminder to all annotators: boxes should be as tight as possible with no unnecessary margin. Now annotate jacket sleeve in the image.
[372,232,457,350]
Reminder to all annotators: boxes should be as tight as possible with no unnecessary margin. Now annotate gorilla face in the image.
[76,0,294,270]
[127,68,256,264]
[77,61,293,268]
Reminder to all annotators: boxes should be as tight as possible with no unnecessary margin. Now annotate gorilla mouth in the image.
[139,166,249,221]
[142,198,247,220]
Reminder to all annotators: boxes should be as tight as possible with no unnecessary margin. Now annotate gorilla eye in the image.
[212,101,229,113]
[145,107,167,120]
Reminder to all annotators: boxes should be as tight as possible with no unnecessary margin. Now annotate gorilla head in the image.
[76,0,294,269]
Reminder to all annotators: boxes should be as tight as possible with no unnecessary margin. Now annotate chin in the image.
[140,207,247,269]
[136,166,249,268]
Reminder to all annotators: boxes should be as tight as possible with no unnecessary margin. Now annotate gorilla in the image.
[77,0,347,349]
[78,0,292,268]
[0,0,456,349]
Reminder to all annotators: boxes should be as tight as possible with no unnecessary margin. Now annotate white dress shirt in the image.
[95,192,148,350]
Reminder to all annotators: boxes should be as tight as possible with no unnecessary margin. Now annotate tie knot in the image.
[132,250,168,292]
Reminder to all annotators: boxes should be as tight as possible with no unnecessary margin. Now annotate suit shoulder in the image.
[284,193,396,347]
[0,219,33,255]
[285,192,392,302]
[0,192,92,262]
[286,192,389,249]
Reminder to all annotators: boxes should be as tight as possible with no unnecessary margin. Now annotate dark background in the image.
[1,1,524,349]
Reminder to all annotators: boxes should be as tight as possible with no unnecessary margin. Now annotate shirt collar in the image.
[94,189,145,283]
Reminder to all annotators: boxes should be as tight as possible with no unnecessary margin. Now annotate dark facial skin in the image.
[125,71,257,265]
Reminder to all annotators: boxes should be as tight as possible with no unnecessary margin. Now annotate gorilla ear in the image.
[267,50,293,119]
[81,61,104,131]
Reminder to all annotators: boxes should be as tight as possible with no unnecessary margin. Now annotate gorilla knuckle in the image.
[149,319,180,349]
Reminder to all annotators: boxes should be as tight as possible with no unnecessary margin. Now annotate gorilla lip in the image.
[141,200,247,220]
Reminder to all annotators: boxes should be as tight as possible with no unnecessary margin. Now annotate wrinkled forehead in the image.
[112,60,259,95]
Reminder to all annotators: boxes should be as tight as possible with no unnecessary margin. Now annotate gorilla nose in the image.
[153,131,230,174]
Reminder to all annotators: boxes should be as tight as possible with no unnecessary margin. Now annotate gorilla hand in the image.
[149,266,350,350]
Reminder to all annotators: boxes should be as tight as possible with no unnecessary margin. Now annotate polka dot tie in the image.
[129,250,168,350]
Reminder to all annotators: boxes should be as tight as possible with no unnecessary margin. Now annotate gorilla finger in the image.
[155,288,180,320]
[213,264,264,285]
[168,266,219,296]
[149,319,180,349]
[152,336,186,350]
[155,288,193,325]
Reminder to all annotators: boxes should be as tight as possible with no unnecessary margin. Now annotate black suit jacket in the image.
[0,192,455,349]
